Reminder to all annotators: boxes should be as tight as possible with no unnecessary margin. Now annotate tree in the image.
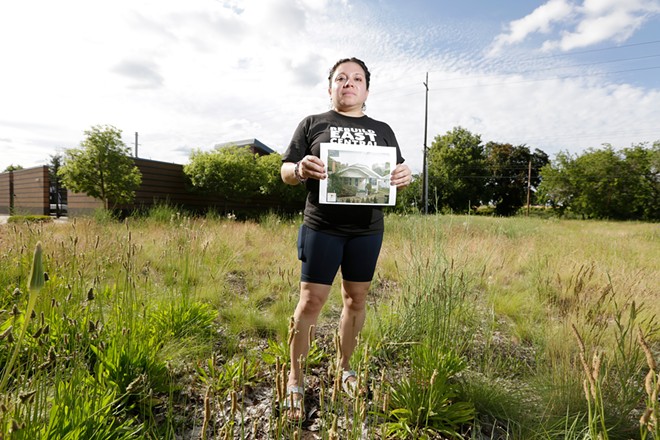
[538,142,659,220]
[255,152,305,203]
[427,127,487,213]
[48,154,66,217]
[537,151,576,216]
[621,142,660,220]
[58,125,142,209]
[3,165,23,172]
[572,147,633,219]
[484,143,549,216]
[185,146,264,198]
[184,146,304,202]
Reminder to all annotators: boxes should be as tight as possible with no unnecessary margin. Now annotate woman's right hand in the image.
[299,155,327,181]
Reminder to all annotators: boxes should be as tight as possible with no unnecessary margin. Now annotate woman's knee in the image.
[343,296,367,312]
[342,281,370,311]
[297,296,325,315]
[297,283,331,315]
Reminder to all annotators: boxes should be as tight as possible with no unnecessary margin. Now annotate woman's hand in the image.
[298,155,327,181]
[390,163,412,188]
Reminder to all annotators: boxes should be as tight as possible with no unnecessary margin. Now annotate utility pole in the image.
[526,159,532,216]
[423,72,429,214]
[135,132,139,158]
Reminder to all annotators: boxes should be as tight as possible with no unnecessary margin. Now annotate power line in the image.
[372,40,660,94]
[368,63,660,100]
[519,39,660,60]
[499,130,660,146]
[427,54,660,83]
[422,41,660,80]
[427,66,660,91]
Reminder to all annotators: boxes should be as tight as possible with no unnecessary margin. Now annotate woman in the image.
[280,57,412,421]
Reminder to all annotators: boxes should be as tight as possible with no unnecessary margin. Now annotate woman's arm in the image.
[281,161,299,186]
[280,156,327,185]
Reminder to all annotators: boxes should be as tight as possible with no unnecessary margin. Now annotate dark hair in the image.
[328,57,370,90]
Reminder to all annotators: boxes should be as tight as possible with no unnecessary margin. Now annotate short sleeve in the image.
[282,117,311,163]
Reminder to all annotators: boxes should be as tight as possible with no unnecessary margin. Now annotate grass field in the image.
[0,209,658,439]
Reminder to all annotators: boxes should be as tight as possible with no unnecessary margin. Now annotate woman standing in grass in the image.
[280,57,412,421]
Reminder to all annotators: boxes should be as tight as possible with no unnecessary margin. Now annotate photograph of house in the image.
[320,143,396,205]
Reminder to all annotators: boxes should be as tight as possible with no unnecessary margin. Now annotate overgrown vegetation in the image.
[0,211,658,439]
[7,215,53,224]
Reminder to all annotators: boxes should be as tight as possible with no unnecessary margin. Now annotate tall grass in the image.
[0,211,657,438]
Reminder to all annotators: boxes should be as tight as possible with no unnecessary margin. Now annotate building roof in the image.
[335,164,388,179]
[214,138,274,156]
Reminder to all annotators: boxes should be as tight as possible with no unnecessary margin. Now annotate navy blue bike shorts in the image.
[297,224,384,286]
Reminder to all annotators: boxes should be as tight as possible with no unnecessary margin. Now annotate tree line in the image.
[16,125,658,221]
[397,127,659,221]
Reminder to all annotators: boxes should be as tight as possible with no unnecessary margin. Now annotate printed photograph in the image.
[319,143,397,206]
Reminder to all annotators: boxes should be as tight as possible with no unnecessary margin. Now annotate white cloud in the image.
[490,0,660,54]
[542,0,660,51]
[488,0,575,56]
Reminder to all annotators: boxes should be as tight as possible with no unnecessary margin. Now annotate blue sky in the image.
[1,0,659,173]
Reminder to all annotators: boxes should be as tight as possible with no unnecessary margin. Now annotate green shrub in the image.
[150,300,217,340]
[41,376,142,440]
[145,201,183,224]
[92,208,119,224]
[7,215,53,224]
[383,345,474,439]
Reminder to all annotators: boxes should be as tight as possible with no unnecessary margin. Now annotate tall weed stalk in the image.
[638,328,659,440]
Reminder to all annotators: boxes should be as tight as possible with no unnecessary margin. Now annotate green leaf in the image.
[29,241,45,292]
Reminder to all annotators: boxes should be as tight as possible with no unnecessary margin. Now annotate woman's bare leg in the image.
[338,280,371,372]
[288,281,332,386]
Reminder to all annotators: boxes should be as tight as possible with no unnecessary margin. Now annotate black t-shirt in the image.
[282,110,404,236]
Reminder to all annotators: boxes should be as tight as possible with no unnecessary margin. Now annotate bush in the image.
[7,215,53,224]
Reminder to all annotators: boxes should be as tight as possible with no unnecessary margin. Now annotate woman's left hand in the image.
[390,163,412,188]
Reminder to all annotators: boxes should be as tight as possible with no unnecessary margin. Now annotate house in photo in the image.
[333,164,390,196]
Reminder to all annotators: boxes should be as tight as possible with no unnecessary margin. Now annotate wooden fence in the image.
[1,158,303,217]
[0,166,50,215]
[0,171,10,214]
